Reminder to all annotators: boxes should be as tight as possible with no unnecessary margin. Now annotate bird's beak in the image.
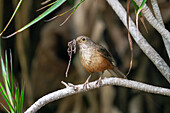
[76,36,81,44]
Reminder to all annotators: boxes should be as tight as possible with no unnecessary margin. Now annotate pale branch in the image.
[24,77,170,113]
[151,0,170,59]
[133,0,170,43]
[106,0,170,83]
[151,0,164,26]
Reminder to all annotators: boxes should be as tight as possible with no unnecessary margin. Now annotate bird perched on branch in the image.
[76,36,126,87]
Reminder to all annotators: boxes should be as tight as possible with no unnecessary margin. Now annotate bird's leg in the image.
[83,74,91,89]
[96,72,103,86]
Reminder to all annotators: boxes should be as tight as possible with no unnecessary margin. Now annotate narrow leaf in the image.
[138,0,148,32]
[136,8,142,36]
[1,56,7,77]
[20,86,24,113]
[5,51,10,88]
[3,0,66,38]
[0,0,23,36]
[60,0,85,26]
[0,83,7,98]
[1,103,10,113]
[45,4,77,22]
[139,0,147,10]
[139,16,148,33]
[10,49,14,97]
[41,0,51,5]
[15,87,19,109]
[4,51,14,108]
[0,87,14,112]
[36,0,57,12]
[131,0,139,11]
[131,0,148,32]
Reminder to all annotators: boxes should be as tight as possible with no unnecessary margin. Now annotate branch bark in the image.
[150,0,170,59]
[24,77,170,113]
[133,0,170,43]
[106,0,170,83]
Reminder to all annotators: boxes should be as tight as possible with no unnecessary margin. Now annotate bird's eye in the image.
[81,38,86,41]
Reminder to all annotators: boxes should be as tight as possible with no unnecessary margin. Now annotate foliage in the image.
[1,0,85,38]
[0,44,24,113]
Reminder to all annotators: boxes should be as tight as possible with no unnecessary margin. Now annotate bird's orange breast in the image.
[80,50,114,73]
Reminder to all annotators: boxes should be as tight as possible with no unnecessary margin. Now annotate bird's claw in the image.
[83,75,92,89]
[83,80,91,90]
[96,77,102,86]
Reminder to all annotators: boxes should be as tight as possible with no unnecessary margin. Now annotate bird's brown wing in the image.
[96,45,116,66]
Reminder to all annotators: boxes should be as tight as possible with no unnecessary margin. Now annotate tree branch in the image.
[133,0,170,43]
[150,0,170,59]
[106,0,170,83]
[24,77,170,113]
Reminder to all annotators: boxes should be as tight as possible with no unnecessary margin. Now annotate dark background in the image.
[0,0,170,113]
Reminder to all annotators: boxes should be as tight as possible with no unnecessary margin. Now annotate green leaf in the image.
[4,51,14,109]
[0,85,14,113]
[15,87,19,110]
[131,0,140,16]
[0,0,23,36]
[1,57,10,102]
[10,49,14,97]
[0,50,15,112]
[59,0,85,26]
[139,0,147,10]
[19,86,24,113]
[0,83,7,98]
[131,0,139,10]
[5,51,10,88]
[1,56,7,78]
[4,0,67,38]
[131,0,147,16]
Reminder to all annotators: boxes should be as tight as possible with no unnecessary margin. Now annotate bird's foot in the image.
[96,77,102,86]
[83,75,91,89]
[83,79,91,90]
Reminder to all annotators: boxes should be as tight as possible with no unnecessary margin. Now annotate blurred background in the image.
[0,0,170,113]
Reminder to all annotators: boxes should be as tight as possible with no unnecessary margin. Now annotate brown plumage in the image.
[76,36,126,86]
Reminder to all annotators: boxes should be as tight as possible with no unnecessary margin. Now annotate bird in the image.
[76,36,126,87]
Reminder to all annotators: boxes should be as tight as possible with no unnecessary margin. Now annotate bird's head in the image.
[76,36,94,48]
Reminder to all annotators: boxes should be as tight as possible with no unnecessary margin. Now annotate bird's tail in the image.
[108,67,127,79]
